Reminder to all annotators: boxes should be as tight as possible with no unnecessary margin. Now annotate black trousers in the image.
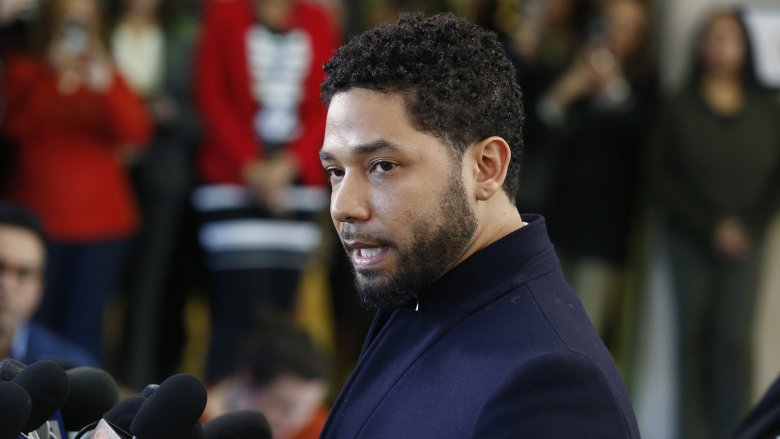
[667,222,762,439]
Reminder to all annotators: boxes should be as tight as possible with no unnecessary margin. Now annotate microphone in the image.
[202,410,272,439]
[103,396,145,435]
[140,384,158,399]
[12,360,70,434]
[185,423,204,439]
[61,367,119,433]
[73,395,144,439]
[129,374,207,439]
[92,419,131,439]
[0,381,32,439]
[0,358,26,381]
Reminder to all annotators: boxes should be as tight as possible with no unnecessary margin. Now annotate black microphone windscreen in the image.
[130,374,207,439]
[104,395,146,433]
[203,410,272,439]
[187,421,204,439]
[0,358,26,381]
[141,384,158,398]
[0,381,32,439]
[61,367,119,431]
[12,360,70,432]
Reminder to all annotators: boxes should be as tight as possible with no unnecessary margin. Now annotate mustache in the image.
[339,225,394,247]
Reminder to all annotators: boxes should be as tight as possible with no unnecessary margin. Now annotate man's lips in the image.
[343,241,391,269]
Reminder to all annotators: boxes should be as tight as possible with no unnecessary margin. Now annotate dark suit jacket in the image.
[15,321,99,369]
[732,373,780,439]
[320,215,640,438]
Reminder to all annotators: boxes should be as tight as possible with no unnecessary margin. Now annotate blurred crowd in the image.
[1,0,779,438]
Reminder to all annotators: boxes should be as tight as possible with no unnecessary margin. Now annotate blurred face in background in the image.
[124,0,162,18]
[605,0,647,60]
[46,0,102,56]
[0,0,38,24]
[700,13,746,78]
[544,0,575,30]
[228,373,326,439]
[253,0,294,28]
[0,225,45,334]
[58,0,99,34]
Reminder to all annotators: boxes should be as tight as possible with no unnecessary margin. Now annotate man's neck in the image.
[456,194,524,268]
[701,76,744,116]
[480,192,525,241]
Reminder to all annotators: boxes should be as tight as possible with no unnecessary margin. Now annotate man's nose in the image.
[331,172,371,224]
[0,270,15,294]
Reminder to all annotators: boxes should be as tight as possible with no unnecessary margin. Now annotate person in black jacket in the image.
[0,202,98,368]
[317,13,640,438]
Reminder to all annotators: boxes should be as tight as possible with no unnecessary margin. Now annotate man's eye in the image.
[325,167,344,180]
[371,161,396,173]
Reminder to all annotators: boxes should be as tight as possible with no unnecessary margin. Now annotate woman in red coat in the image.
[2,0,151,360]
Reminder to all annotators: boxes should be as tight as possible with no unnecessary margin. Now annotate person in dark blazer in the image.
[0,202,98,369]
[15,320,98,368]
[317,13,640,438]
[732,374,780,439]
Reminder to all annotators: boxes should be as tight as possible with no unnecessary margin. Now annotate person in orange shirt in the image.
[204,314,328,439]
[1,0,150,360]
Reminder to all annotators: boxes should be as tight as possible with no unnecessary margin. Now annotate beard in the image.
[343,170,478,310]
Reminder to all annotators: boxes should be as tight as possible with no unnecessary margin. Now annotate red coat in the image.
[2,56,151,241]
[194,0,339,186]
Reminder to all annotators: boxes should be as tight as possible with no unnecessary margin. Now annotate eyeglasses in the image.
[0,260,42,285]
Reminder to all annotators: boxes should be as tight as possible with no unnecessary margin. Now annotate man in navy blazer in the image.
[318,13,641,438]
[0,202,99,368]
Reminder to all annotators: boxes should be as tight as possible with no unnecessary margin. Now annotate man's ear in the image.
[468,136,511,201]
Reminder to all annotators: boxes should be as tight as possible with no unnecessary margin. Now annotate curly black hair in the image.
[321,13,524,201]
